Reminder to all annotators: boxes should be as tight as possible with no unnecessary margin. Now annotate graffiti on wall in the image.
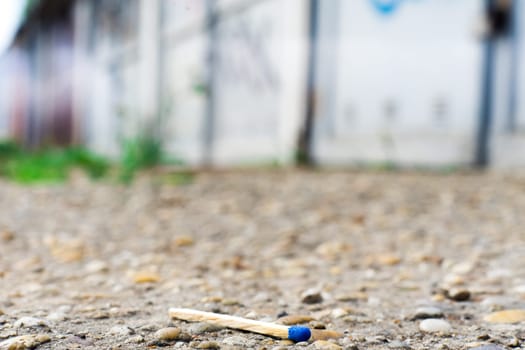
[370,0,423,15]
[216,17,279,92]
[211,7,282,140]
[370,0,403,14]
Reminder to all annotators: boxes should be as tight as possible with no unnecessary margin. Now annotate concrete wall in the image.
[312,0,484,167]
[83,0,308,165]
[5,0,525,169]
[160,0,308,165]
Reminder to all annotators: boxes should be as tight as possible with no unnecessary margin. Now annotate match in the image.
[168,308,312,342]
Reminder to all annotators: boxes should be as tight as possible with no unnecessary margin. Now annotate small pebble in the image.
[387,340,411,349]
[244,310,258,319]
[279,340,294,346]
[484,310,525,324]
[506,337,520,347]
[446,288,471,302]
[46,311,67,322]
[316,241,352,259]
[278,315,315,325]
[89,311,110,319]
[172,235,194,247]
[196,341,221,349]
[84,260,109,273]
[336,292,368,302]
[311,321,327,329]
[311,329,343,340]
[132,271,160,283]
[301,289,323,304]
[65,335,94,346]
[109,325,134,336]
[14,317,48,328]
[450,261,474,274]
[0,334,51,349]
[0,230,14,242]
[188,322,224,335]
[414,306,444,319]
[376,253,401,266]
[365,335,387,344]
[155,327,181,341]
[331,308,350,318]
[419,319,452,334]
[127,335,145,343]
[443,274,465,286]
[513,284,525,295]
[313,340,343,350]
[223,335,254,347]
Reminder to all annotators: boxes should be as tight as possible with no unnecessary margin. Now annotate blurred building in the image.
[1,0,525,168]
[0,0,74,147]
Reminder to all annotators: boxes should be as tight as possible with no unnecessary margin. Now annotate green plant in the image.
[64,147,110,179]
[0,140,21,159]
[119,135,162,183]
[0,140,109,184]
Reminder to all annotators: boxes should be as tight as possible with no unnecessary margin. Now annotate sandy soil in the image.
[0,170,524,350]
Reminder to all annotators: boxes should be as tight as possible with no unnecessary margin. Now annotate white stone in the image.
[419,319,451,334]
[14,317,47,328]
[155,327,181,341]
[46,312,67,321]
[85,260,109,273]
[109,325,134,336]
[331,308,350,318]
[513,284,525,295]
[450,261,474,274]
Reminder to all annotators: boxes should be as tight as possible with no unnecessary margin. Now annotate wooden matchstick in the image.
[169,308,312,342]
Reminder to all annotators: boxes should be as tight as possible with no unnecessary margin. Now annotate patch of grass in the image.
[0,141,109,184]
[64,147,110,179]
[0,140,21,159]
[119,136,163,183]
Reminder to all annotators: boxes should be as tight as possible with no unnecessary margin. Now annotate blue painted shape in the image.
[287,326,311,342]
[370,0,403,15]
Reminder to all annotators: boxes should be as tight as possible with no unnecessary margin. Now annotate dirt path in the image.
[0,171,524,349]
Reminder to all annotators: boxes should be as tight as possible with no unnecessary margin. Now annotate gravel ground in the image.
[0,170,525,350]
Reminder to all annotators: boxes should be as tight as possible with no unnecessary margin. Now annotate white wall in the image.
[313,0,484,167]
[83,0,525,169]
[161,0,308,166]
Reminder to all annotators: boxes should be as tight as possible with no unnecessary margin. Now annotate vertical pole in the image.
[156,0,165,144]
[507,0,519,132]
[297,0,319,165]
[475,0,496,168]
[72,0,91,145]
[138,0,161,138]
[203,1,217,166]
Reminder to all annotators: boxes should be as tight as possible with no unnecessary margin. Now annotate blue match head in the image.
[287,326,311,342]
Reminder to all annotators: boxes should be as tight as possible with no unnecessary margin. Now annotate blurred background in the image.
[0,0,524,172]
